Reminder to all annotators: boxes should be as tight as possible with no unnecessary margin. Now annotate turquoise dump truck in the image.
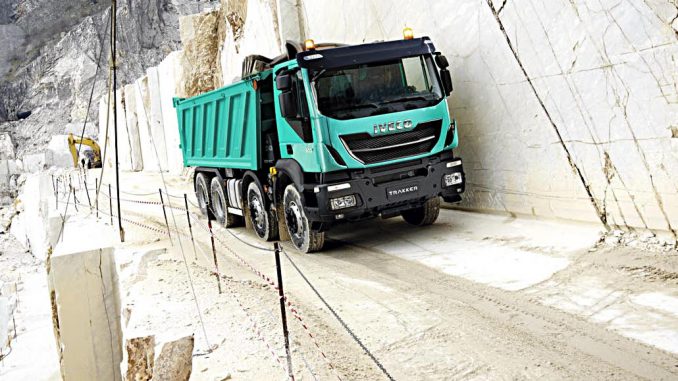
[174,33,465,252]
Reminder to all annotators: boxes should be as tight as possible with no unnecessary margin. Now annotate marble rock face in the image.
[292,0,678,233]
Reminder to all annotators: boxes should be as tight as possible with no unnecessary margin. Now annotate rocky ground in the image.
[2,169,678,380]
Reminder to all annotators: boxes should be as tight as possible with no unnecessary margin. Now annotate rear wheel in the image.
[246,182,278,241]
[210,177,242,227]
[195,173,212,218]
[401,197,440,226]
[283,184,324,253]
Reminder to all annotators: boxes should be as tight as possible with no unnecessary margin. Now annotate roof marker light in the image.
[403,27,414,40]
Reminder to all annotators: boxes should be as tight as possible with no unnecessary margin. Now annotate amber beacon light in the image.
[403,27,414,40]
[304,39,316,50]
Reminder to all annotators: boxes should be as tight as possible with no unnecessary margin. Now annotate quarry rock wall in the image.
[96,0,678,235]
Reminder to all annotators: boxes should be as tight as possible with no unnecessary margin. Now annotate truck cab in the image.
[175,33,465,252]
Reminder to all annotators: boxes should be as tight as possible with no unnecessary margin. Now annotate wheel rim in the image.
[197,181,208,211]
[212,188,225,220]
[285,200,305,247]
[248,190,267,237]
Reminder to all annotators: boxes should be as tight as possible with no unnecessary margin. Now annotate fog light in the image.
[330,195,357,210]
[444,173,463,187]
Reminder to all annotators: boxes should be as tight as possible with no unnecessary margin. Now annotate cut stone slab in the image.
[0,133,15,160]
[125,335,155,381]
[158,51,185,175]
[152,335,194,381]
[178,10,220,98]
[146,66,169,171]
[45,135,75,169]
[124,84,144,171]
[49,224,121,381]
[99,95,114,169]
[22,153,46,173]
[0,295,13,353]
[134,76,160,172]
[115,88,133,171]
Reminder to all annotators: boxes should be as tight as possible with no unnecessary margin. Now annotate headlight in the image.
[330,195,357,210]
[444,173,463,187]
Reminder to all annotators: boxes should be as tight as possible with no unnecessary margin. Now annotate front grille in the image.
[341,120,442,164]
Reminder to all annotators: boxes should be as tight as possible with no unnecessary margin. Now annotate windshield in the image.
[312,55,443,120]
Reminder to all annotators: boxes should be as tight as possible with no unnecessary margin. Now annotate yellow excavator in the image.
[68,133,102,168]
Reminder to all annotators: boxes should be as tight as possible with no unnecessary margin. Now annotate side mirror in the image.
[279,91,298,119]
[440,69,453,96]
[276,74,292,91]
[435,54,449,69]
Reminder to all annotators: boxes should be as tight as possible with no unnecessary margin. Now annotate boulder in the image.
[152,335,194,381]
[125,336,155,381]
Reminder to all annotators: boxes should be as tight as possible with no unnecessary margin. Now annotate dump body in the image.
[174,78,261,170]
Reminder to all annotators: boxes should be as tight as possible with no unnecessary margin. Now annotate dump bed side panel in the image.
[175,81,260,170]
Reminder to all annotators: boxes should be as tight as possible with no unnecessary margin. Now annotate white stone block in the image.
[158,51,185,175]
[50,230,121,381]
[124,84,143,171]
[0,133,15,160]
[11,173,60,259]
[115,88,133,171]
[146,66,169,171]
[134,76,160,172]
[45,135,75,169]
[22,153,46,173]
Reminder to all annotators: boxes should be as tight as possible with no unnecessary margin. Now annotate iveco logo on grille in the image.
[374,120,413,134]
[387,184,419,198]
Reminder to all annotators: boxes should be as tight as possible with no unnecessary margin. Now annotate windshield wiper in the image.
[331,102,380,112]
[380,95,433,105]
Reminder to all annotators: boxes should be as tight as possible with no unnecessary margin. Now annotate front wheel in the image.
[246,182,278,241]
[401,197,440,226]
[283,184,324,253]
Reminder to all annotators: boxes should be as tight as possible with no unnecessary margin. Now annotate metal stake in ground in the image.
[158,188,173,243]
[108,183,113,225]
[95,178,99,218]
[184,194,198,260]
[206,201,222,293]
[274,242,295,381]
[55,178,59,207]
[83,173,92,209]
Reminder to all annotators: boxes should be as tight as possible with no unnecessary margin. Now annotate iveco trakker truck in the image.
[174,31,465,252]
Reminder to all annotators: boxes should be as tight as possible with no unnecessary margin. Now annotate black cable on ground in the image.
[281,248,396,381]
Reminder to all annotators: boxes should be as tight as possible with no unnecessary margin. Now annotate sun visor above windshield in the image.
[296,37,436,70]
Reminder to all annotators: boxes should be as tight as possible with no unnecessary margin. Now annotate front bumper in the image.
[304,152,465,227]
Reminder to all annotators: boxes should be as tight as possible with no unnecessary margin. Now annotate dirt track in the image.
[6,170,678,380]
[103,170,678,380]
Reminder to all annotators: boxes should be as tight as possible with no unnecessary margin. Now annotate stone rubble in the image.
[152,335,195,381]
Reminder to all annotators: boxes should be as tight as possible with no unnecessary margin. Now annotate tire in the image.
[195,173,212,218]
[283,184,325,253]
[210,177,242,227]
[246,182,278,241]
[402,197,440,226]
